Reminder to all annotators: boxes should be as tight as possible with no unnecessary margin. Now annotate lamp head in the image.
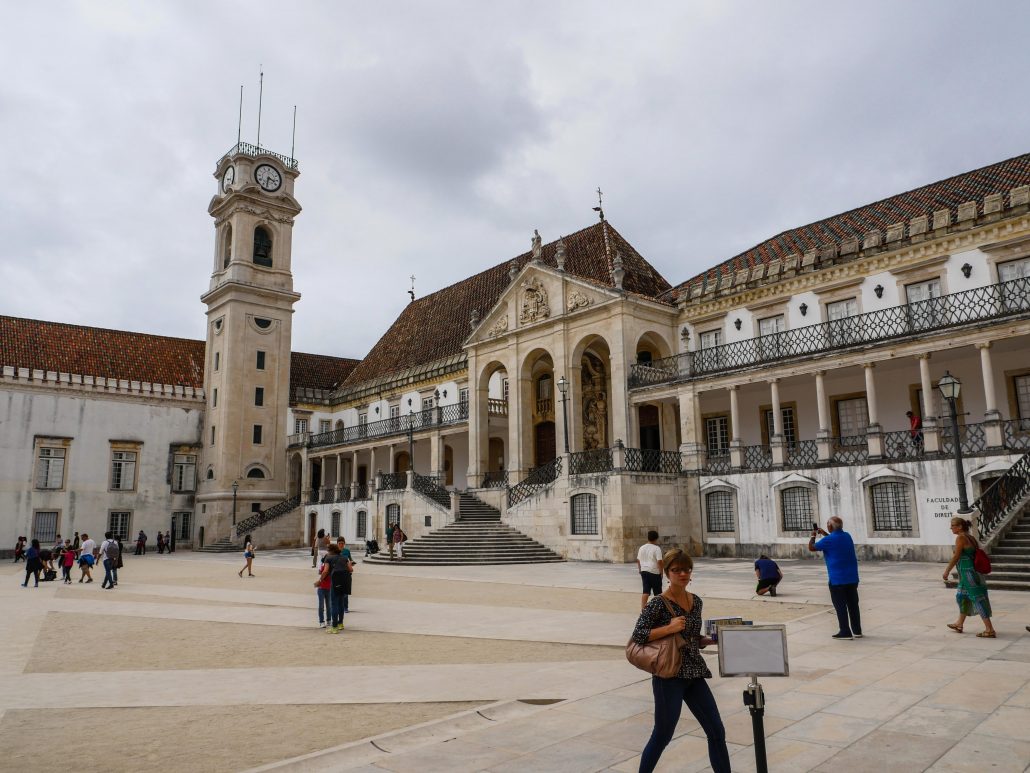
[937,371,961,401]
[231,480,239,494]
[557,375,568,395]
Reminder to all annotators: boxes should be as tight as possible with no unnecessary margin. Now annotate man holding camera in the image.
[808,516,862,640]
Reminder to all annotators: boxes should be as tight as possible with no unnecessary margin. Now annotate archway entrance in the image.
[639,404,661,451]
[395,452,410,473]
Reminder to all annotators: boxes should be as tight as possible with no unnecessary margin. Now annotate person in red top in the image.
[314,553,332,628]
[60,539,76,584]
[906,411,923,453]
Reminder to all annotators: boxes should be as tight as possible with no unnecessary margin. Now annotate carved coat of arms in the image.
[519,278,550,324]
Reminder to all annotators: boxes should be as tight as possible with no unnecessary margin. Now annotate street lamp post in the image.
[231,479,239,526]
[557,375,570,454]
[937,372,972,514]
[407,410,415,473]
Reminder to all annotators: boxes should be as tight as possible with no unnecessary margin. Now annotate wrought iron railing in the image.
[307,488,320,504]
[320,487,336,503]
[480,470,509,488]
[1004,419,1030,451]
[508,456,563,509]
[883,429,925,460]
[973,451,1030,541]
[221,141,299,170]
[306,402,470,450]
[570,448,614,475]
[831,436,868,464]
[939,422,988,456]
[785,440,818,467]
[704,451,732,475]
[336,487,351,502]
[412,472,450,510]
[234,494,300,538]
[379,473,407,491]
[623,448,683,474]
[488,399,508,416]
[629,276,1030,389]
[354,483,370,500]
[742,444,772,471]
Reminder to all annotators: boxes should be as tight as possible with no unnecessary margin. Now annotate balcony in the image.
[629,276,1030,389]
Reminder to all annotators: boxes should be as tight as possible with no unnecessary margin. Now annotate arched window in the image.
[206,467,214,480]
[706,491,735,532]
[331,511,341,537]
[385,503,400,531]
[246,467,265,479]
[357,511,367,539]
[780,487,813,531]
[222,225,233,269]
[253,226,273,267]
[570,493,598,535]
[636,351,653,364]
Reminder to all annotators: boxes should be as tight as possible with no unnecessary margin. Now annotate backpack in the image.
[106,540,121,562]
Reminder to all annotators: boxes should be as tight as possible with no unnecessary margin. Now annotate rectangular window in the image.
[294,418,308,434]
[1015,375,1030,423]
[699,329,722,349]
[108,511,131,540]
[256,351,266,370]
[32,511,59,543]
[459,388,469,404]
[356,511,367,539]
[214,352,220,371]
[390,405,400,419]
[319,419,331,433]
[173,511,192,541]
[251,502,261,513]
[826,298,858,321]
[998,256,1030,282]
[871,482,912,530]
[110,451,137,491]
[502,378,510,402]
[212,388,218,408]
[172,454,196,492]
[826,298,860,346]
[999,258,1030,311]
[758,315,785,336]
[422,397,435,411]
[705,416,730,454]
[764,407,797,446]
[254,387,264,407]
[706,491,735,532]
[210,425,216,445]
[253,425,263,444]
[781,487,813,531]
[35,447,66,490]
[570,493,599,535]
[906,278,944,330]
[835,397,869,439]
[757,315,785,360]
[358,413,367,427]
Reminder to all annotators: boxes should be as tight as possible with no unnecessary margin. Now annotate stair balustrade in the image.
[974,452,1030,543]
[234,494,301,538]
[507,456,562,509]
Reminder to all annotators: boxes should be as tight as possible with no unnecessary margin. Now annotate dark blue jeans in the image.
[640,676,729,773]
[828,582,862,635]
[102,558,116,588]
[330,586,347,627]
[316,587,330,624]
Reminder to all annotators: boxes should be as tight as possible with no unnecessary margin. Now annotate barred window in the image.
[706,491,735,532]
[331,511,341,537]
[35,447,66,490]
[385,503,400,529]
[108,511,131,540]
[871,482,912,531]
[357,511,367,539]
[110,451,137,491]
[173,454,196,492]
[781,487,813,531]
[32,511,59,543]
[570,493,598,535]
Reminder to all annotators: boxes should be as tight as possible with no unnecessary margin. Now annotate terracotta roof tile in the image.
[669,152,1030,297]
[289,351,360,399]
[341,221,672,389]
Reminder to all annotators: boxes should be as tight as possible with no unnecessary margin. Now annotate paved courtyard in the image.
[2,549,1029,772]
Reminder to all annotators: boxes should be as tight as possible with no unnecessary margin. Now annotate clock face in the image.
[254,164,282,192]
[221,165,235,192]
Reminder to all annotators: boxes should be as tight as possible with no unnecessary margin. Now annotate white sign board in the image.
[717,625,789,677]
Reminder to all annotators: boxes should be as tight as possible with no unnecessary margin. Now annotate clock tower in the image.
[197,143,302,542]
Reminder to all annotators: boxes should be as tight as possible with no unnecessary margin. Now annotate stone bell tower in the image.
[196,143,301,542]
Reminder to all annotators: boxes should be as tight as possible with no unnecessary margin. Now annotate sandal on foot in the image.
[947,623,963,633]
[976,631,996,638]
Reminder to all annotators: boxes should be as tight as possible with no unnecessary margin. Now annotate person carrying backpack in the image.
[323,544,352,633]
[100,532,120,590]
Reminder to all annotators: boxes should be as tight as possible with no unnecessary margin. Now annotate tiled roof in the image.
[669,152,1030,297]
[0,315,357,396]
[341,221,672,389]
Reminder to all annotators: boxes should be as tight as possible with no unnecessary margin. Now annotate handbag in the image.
[973,547,992,575]
[625,596,683,678]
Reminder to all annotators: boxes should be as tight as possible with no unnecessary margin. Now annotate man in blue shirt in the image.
[754,555,782,596]
[809,516,862,640]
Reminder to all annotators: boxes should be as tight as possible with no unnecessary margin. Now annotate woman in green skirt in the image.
[942,516,996,638]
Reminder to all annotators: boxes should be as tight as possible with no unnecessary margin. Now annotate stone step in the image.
[364,557,563,565]
[195,539,239,553]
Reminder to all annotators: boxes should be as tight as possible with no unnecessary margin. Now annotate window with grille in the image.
[706,491,735,532]
[999,256,1030,281]
[358,414,367,427]
[357,511,367,539]
[255,387,264,407]
[758,315,785,336]
[781,487,813,531]
[699,329,722,349]
[871,482,912,530]
[294,418,308,434]
[385,503,400,529]
[705,416,730,454]
[108,511,131,540]
[35,447,66,490]
[1015,375,1030,424]
[835,397,868,440]
[570,493,598,535]
[331,511,341,536]
[172,454,196,492]
[764,408,797,446]
[32,511,59,543]
[174,511,191,540]
[110,451,137,491]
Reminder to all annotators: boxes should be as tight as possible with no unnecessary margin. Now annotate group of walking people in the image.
[310,529,353,633]
[17,531,123,589]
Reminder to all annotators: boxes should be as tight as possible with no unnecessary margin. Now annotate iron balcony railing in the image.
[623,448,683,474]
[508,457,562,509]
[629,276,1030,389]
[939,422,988,456]
[307,488,320,504]
[1003,419,1030,451]
[974,451,1030,541]
[379,472,407,491]
[831,436,869,465]
[299,402,471,450]
[570,448,614,475]
[704,451,732,475]
[883,429,925,460]
[354,483,370,501]
[785,440,819,467]
[222,141,299,170]
[742,444,772,471]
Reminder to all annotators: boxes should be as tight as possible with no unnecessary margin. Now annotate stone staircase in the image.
[365,492,562,565]
[195,537,240,554]
[987,505,1030,591]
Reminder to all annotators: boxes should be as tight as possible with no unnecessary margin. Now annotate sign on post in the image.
[717,624,789,677]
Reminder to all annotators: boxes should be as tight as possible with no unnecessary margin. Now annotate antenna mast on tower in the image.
[236,85,243,146]
[291,105,297,161]
[256,66,264,148]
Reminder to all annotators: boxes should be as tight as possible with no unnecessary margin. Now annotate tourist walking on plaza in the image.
[393,526,406,561]
[386,522,396,560]
[99,532,119,590]
[314,552,332,628]
[324,543,352,633]
[14,536,26,563]
[78,533,96,582]
[60,539,75,584]
[21,539,43,587]
[238,535,255,577]
[631,549,728,773]
[135,530,147,555]
[809,516,862,639]
[72,532,80,551]
[164,530,172,553]
[944,516,996,638]
[156,531,165,554]
[636,530,664,610]
[754,554,783,596]
[313,528,329,569]
[336,537,353,612]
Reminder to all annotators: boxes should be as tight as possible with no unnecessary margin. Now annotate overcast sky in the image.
[2,1,1029,360]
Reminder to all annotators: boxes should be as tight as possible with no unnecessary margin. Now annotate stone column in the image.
[351,450,359,499]
[508,376,531,480]
[769,378,786,465]
[468,384,489,487]
[917,353,940,453]
[568,364,583,453]
[728,385,743,468]
[660,400,678,453]
[863,363,883,458]
[369,447,377,491]
[608,349,631,453]
[678,389,703,470]
[335,454,343,500]
[815,371,832,462]
[430,431,442,478]
[388,444,395,473]
[977,342,1003,448]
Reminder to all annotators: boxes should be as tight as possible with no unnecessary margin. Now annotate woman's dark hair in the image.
[327,543,341,555]
[244,534,252,544]
[662,548,693,576]
[317,528,325,539]
[31,539,40,549]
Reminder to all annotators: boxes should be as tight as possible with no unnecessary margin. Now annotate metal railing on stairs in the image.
[508,457,562,509]
[412,472,450,510]
[974,452,1030,543]
[234,494,301,538]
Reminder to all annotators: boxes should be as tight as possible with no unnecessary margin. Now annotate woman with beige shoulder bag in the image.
[628,549,729,773]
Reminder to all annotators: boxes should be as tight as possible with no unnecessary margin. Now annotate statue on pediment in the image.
[519,278,550,324]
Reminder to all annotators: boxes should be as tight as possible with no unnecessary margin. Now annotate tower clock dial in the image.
[221,165,235,192]
[254,164,282,192]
